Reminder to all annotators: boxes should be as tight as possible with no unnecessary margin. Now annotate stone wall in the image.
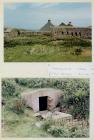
[4,30,51,38]
[19,31,51,37]
[4,27,91,39]
[4,30,18,38]
[51,27,91,39]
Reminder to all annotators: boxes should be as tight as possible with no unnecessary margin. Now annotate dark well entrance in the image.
[39,96,47,111]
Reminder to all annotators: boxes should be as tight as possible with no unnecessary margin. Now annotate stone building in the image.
[51,26,91,39]
[4,27,51,38]
[4,20,91,39]
[40,19,54,32]
[40,20,91,39]
[21,88,63,112]
[4,28,18,38]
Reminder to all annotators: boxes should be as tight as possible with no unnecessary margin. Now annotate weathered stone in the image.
[21,88,63,112]
[4,20,91,39]
[33,112,41,117]
[34,110,72,122]
[35,121,43,128]
[52,111,72,121]
[40,111,52,119]
[51,26,91,39]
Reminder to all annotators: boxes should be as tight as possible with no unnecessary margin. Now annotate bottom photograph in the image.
[2,78,90,138]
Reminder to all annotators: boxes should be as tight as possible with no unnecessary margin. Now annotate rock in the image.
[33,112,40,117]
[41,111,52,119]
[35,121,43,128]
[53,107,60,112]
[52,111,72,121]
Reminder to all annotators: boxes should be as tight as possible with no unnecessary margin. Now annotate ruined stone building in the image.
[41,20,91,39]
[40,20,91,39]
[51,26,91,39]
[4,28,18,38]
[40,19,54,32]
[4,19,91,39]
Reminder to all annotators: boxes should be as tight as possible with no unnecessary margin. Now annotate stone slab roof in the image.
[21,88,63,96]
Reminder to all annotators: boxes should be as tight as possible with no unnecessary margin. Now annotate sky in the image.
[4,3,92,30]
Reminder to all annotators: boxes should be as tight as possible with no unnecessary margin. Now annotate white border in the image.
[0,0,94,140]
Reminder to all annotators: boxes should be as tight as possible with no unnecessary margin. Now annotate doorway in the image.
[39,96,47,111]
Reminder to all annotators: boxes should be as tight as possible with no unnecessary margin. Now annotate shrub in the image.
[2,79,16,97]
[2,79,20,98]
[48,126,69,137]
[69,121,89,137]
[4,39,18,48]
[42,119,53,131]
[71,91,89,119]
[11,98,25,114]
[69,126,89,137]
[42,120,89,137]
[42,119,68,137]
[60,37,91,48]
[15,78,29,86]
[4,35,52,48]
[74,48,82,55]
[60,90,89,119]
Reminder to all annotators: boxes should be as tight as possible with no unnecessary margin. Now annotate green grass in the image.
[2,101,89,137]
[4,44,92,62]
[2,104,52,137]
[4,36,92,62]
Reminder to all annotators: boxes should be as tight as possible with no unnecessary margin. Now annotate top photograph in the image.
[4,2,92,62]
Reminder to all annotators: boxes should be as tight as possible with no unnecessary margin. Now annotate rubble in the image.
[34,110,72,121]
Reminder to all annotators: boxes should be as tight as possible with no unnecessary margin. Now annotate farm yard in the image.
[2,78,89,137]
[4,35,92,62]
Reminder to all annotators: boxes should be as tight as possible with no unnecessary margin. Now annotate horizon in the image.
[4,3,92,30]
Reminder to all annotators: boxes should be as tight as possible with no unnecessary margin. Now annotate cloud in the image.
[4,3,91,29]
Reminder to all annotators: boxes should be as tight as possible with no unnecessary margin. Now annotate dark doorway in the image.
[79,32,81,36]
[75,32,77,36]
[39,96,47,111]
[71,32,73,36]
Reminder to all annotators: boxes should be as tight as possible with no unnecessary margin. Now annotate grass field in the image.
[4,36,92,62]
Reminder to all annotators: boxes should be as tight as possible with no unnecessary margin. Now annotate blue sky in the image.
[4,3,92,30]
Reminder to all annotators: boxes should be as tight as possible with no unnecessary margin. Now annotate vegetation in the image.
[10,98,26,114]
[2,78,89,137]
[42,119,89,137]
[4,36,92,62]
